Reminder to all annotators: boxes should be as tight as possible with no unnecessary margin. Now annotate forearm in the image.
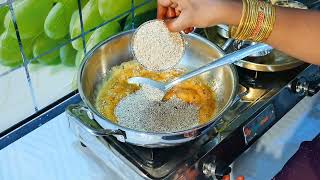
[219,1,320,65]
[266,8,320,65]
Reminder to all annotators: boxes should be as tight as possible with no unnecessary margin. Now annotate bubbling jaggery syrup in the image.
[96,61,216,125]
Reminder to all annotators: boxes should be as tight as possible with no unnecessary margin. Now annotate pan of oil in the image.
[95,61,217,127]
[67,30,238,147]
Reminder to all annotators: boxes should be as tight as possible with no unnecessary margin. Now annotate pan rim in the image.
[77,30,239,136]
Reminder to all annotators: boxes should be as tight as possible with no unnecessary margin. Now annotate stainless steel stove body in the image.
[67,1,320,179]
[68,62,320,179]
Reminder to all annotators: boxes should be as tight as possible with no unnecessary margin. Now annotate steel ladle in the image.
[128,43,272,92]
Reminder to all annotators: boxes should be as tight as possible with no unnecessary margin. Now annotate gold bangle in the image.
[251,1,267,41]
[263,5,276,41]
[235,0,257,40]
[237,0,253,39]
[230,0,247,38]
[247,0,259,39]
[255,1,271,41]
[230,0,276,43]
[237,0,251,39]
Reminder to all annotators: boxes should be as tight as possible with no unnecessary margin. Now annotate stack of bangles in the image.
[229,0,276,42]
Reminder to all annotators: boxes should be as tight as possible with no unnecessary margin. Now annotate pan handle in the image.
[66,104,125,138]
[232,84,249,105]
[221,38,234,51]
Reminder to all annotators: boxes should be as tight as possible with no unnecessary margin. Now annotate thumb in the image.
[165,13,190,32]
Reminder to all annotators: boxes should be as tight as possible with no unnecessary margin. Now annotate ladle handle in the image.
[165,43,272,91]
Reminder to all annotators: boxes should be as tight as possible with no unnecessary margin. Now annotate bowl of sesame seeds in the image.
[131,20,185,72]
[66,29,238,148]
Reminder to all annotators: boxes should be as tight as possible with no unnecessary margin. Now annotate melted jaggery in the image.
[96,61,216,124]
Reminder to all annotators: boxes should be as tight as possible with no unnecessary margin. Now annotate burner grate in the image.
[237,65,308,88]
[103,130,216,169]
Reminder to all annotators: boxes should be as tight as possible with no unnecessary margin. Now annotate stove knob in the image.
[307,79,320,96]
[202,161,231,179]
[202,163,216,178]
[290,77,320,96]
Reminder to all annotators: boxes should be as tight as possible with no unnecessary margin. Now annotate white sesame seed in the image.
[132,20,185,71]
[115,85,199,133]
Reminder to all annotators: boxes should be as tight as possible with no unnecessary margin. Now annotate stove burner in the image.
[237,64,308,88]
[105,138,195,168]
[233,40,273,57]
[103,129,218,169]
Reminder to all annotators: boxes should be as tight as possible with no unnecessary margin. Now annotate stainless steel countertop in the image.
[231,92,320,180]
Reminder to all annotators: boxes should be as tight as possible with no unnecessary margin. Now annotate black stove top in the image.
[237,64,309,88]
[103,128,215,169]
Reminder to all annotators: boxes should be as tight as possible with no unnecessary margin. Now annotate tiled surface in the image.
[0,68,35,132]
[0,64,76,132]
[0,0,78,133]
[29,63,77,109]
[0,0,156,135]
[0,6,23,75]
[0,1,5,4]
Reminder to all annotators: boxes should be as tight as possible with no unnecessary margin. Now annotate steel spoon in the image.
[128,43,272,92]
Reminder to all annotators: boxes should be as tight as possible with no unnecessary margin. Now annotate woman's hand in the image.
[157,0,320,64]
[157,5,194,33]
[157,0,242,32]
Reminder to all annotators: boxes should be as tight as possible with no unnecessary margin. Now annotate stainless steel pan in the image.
[66,30,238,147]
[204,27,304,72]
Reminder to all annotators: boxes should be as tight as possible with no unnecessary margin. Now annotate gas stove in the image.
[65,1,320,179]
[68,61,320,180]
